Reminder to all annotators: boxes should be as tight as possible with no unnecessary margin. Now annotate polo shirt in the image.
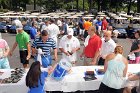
[59,35,80,62]
[48,23,60,38]
[83,21,92,31]
[84,35,102,58]
[16,31,30,50]
[100,38,116,57]
[32,37,56,57]
[96,21,102,26]
[48,23,60,46]
[102,20,108,30]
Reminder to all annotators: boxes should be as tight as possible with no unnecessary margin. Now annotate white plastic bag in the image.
[37,48,44,65]
[128,53,136,60]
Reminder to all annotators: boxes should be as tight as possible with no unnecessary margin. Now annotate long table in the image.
[0,64,140,93]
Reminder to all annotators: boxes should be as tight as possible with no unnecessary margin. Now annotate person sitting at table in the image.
[99,46,128,93]
[0,38,10,69]
[26,61,53,93]
[123,72,140,93]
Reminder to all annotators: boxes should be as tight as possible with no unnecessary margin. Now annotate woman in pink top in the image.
[0,39,10,69]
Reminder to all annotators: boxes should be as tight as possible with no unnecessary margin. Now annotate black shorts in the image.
[84,30,88,39]
[99,82,124,93]
[19,50,29,65]
[131,87,137,93]
[98,57,105,65]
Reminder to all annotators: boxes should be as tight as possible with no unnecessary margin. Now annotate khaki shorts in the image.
[84,57,93,66]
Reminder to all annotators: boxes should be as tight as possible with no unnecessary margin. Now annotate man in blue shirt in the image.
[95,18,102,35]
[31,30,58,67]
[30,22,38,40]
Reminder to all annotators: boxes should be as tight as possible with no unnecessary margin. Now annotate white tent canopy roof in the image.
[132,17,140,20]
[113,16,127,19]
[97,12,105,15]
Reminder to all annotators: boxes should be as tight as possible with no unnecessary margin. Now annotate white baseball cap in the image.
[67,28,74,36]
[13,19,23,30]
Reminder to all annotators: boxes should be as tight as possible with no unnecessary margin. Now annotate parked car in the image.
[9,25,16,34]
[116,28,127,38]
[23,25,32,34]
[0,22,7,33]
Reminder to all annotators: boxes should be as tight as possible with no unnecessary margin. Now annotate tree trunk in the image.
[115,0,119,13]
[89,0,92,12]
[76,0,79,12]
[83,0,85,11]
[127,0,132,15]
[137,0,140,13]
[97,0,100,12]
[34,0,36,10]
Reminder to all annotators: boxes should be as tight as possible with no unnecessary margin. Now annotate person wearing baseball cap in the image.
[10,19,31,68]
[59,28,80,66]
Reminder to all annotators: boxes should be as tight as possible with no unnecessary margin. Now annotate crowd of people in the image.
[0,16,140,93]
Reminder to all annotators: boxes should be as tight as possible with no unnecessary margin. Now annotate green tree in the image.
[0,0,10,9]
[137,0,140,13]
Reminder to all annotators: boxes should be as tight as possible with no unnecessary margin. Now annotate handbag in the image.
[127,53,136,61]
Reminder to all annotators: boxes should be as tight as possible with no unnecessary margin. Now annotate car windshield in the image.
[0,22,6,26]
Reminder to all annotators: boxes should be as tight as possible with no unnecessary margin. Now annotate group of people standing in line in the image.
[0,16,140,93]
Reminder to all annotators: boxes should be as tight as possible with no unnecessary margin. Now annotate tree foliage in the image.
[0,0,10,9]
[0,0,140,13]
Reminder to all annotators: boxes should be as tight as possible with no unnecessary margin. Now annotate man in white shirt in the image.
[59,28,80,66]
[57,18,62,29]
[98,31,116,65]
[48,19,60,47]
[108,26,120,43]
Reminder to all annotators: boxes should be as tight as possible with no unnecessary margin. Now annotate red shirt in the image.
[102,19,108,30]
[84,35,102,58]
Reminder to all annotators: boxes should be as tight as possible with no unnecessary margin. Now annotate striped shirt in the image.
[32,37,56,56]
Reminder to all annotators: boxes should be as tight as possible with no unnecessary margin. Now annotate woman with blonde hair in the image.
[99,46,128,93]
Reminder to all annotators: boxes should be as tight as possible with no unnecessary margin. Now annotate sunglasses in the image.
[116,45,123,48]
[104,35,109,37]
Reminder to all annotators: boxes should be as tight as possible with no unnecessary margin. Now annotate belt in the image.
[20,49,27,51]
[85,56,93,58]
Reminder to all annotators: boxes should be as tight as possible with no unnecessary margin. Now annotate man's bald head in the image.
[104,31,112,36]
[104,31,112,41]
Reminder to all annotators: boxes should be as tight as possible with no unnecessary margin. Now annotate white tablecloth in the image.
[0,64,140,93]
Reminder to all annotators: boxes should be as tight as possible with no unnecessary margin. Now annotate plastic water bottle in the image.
[80,57,84,62]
